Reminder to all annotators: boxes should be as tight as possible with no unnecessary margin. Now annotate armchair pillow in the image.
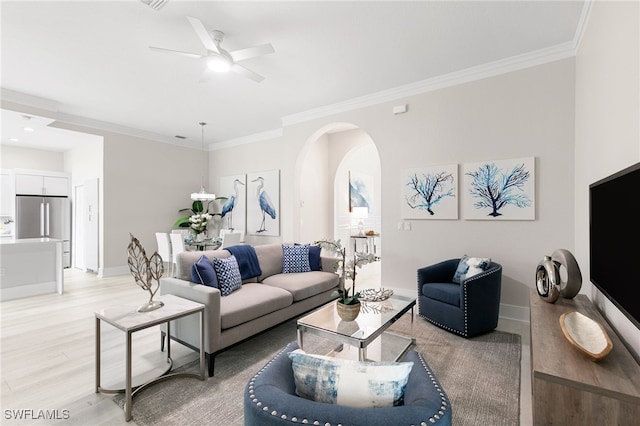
[452,255,491,283]
[191,255,218,288]
[288,350,413,408]
[212,255,242,296]
[282,244,311,273]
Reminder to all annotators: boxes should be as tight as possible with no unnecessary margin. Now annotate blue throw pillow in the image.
[213,255,242,296]
[190,255,218,288]
[282,244,311,273]
[308,245,322,271]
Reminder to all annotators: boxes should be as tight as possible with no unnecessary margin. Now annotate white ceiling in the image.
[0,1,586,151]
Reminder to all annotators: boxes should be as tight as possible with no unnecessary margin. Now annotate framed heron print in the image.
[219,174,247,234]
[247,170,280,236]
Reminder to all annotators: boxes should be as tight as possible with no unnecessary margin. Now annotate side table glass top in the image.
[297,294,415,342]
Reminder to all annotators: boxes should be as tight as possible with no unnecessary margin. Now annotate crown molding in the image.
[1,88,199,149]
[1,88,60,111]
[573,0,593,50]
[211,128,283,151]
[282,41,578,127]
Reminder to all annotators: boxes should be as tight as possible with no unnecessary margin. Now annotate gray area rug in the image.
[114,314,521,426]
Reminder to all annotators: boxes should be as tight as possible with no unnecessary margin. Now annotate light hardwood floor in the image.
[1,267,532,425]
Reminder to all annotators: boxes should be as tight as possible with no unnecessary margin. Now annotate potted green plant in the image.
[315,239,379,321]
[173,198,226,239]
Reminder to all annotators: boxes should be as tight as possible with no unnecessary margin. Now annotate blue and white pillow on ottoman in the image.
[213,255,242,296]
[288,350,413,408]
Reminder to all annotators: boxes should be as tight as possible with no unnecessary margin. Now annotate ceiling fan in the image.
[149,16,274,83]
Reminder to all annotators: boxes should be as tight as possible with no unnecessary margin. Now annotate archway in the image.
[294,123,381,288]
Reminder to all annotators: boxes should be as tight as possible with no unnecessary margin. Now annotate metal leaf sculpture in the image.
[127,233,165,312]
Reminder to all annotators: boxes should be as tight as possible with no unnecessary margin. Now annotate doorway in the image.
[297,125,381,288]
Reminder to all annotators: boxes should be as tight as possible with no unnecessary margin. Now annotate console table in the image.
[529,290,640,424]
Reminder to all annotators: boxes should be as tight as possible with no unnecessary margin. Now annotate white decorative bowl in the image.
[559,311,613,361]
[359,288,393,302]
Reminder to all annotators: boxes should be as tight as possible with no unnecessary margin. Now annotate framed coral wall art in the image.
[463,157,535,220]
[401,165,458,219]
[218,174,246,234]
[349,171,374,212]
[247,170,280,236]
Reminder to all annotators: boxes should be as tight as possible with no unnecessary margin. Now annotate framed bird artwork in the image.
[247,170,280,236]
[219,174,247,235]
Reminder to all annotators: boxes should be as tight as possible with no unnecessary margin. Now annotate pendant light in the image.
[191,122,216,201]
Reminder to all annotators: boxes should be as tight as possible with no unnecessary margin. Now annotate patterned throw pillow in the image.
[190,255,218,288]
[452,255,491,283]
[212,255,242,296]
[282,244,311,273]
[288,350,413,408]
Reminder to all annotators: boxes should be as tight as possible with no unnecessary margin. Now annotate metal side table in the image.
[95,294,205,421]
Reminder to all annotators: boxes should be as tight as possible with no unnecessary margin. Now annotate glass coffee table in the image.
[296,294,416,362]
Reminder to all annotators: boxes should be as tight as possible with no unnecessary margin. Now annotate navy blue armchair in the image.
[244,341,452,426]
[417,258,502,338]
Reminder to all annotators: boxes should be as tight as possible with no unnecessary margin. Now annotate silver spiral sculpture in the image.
[536,249,582,303]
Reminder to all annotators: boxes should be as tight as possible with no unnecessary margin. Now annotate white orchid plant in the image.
[315,239,379,305]
[188,212,212,234]
[173,199,226,236]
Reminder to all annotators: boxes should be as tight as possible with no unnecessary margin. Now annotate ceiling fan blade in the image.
[149,46,203,59]
[231,64,265,83]
[229,44,275,62]
[186,16,219,54]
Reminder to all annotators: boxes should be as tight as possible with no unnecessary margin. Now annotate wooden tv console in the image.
[529,290,640,424]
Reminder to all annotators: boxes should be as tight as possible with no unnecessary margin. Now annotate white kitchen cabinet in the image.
[15,173,69,196]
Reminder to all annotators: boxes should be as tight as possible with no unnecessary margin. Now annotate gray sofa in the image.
[159,243,340,376]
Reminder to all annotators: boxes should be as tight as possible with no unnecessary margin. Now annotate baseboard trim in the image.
[99,265,130,278]
[500,303,530,324]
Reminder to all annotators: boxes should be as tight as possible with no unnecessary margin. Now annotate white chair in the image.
[155,232,172,276]
[220,231,242,249]
[169,233,186,277]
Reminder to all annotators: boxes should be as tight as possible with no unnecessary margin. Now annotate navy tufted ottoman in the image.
[243,341,452,426]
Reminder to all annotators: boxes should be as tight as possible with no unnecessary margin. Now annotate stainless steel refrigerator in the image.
[16,195,71,268]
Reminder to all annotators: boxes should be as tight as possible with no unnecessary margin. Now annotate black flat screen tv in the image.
[589,161,640,329]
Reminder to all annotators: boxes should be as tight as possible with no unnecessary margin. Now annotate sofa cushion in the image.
[423,283,460,307]
[261,271,339,302]
[190,255,218,288]
[288,350,413,408]
[254,243,285,281]
[219,283,293,329]
[213,256,242,296]
[282,244,311,273]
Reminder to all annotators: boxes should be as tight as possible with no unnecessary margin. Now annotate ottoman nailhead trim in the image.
[247,343,450,425]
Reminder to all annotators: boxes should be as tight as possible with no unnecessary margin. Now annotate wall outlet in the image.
[0,268,5,277]
[403,221,412,231]
[397,221,404,230]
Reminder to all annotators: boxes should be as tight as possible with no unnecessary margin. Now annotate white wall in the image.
[212,58,576,316]
[575,1,640,358]
[0,145,65,171]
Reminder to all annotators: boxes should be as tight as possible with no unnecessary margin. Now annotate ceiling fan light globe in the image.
[207,57,231,73]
